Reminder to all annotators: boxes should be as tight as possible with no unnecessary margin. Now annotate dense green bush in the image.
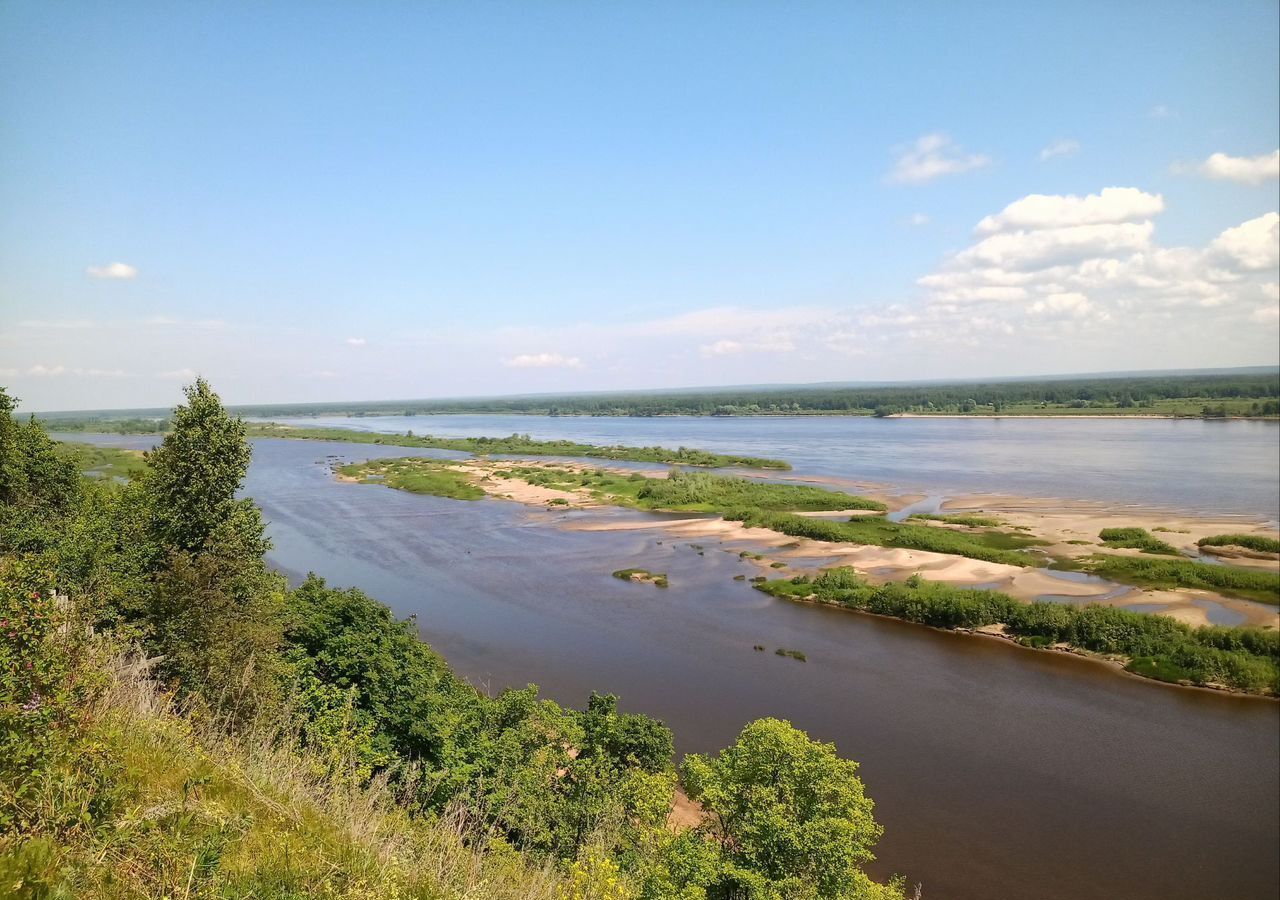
[758,569,1280,693]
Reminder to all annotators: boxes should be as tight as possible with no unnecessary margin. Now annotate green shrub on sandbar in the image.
[1098,527,1179,555]
[756,568,1279,693]
[723,510,1048,567]
[906,513,1001,527]
[1078,553,1280,605]
[636,470,885,513]
[1198,534,1280,554]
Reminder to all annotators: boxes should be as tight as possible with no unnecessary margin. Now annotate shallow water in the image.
[258,414,1280,522]
[57,433,1280,900]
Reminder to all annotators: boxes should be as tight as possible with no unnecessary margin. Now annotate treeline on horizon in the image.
[32,369,1280,422]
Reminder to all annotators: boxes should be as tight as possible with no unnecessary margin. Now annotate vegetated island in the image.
[3,381,909,900]
[334,455,1280,695]
[247,422,792,469]
[33,367,1280,422]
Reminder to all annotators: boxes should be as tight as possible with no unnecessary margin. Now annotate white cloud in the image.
[503,352,584,369]
[699,335,796,357]
[887,133,991,184]
[21,365,126,377]
[86,262,138,280]
[1148,105,1175,119]
[1251,304,1279,324]
[1209,213,1280,271]
[906,213,931,227]
[958,221,1155,270]
[1027,292,1103,320]
[911,187,1279,345]
[976,188,1164,235]
[1039,139,1080,161]
[1191,150,1280,185]
[345,337,367,347]
[701,340,744,356]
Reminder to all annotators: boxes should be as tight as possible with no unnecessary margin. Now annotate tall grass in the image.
[1076,554,1280,605]
[5,650,567,900]
[1097,527,1180,555]
[1198,534,1280,554]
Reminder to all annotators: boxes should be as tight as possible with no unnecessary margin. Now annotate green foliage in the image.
[682,718,883,899]
[725,510,1047,567]
[0,390,82,554]
[1079,553,1280,604]
[338,457,486,500]
[144,378,261,556]
[906,513,1001,527]
[612,569,669,588]
[1097,527,1180,555]
[635,471,884,513]
[51,441,147,484]
[1197,534,1280,554]
[2,382,904,898]
[249,423,792,469]
[758,569,1280,693]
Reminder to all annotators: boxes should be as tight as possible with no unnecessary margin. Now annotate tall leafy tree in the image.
[144,378,263,557]
[681,718,886,899]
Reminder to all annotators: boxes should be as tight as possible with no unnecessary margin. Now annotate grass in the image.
[1098,527,1180,555]
[337,458,485,500]
[1069,553,1280,605]
[611,568,669,588]
[632,471,885,513]
[774,648,807,661]
[1198,534,1280,554]
[2,654,565,900]
[725,510,1050,567]
[906,513,1002,527]
[247,423,791,469]
[756,569,1280,694]
[54,440,148,483]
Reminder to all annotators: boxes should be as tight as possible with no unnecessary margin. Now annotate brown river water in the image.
[63,433,1280,900]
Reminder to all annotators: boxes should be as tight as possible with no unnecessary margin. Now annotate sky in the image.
[1,1,1278,411]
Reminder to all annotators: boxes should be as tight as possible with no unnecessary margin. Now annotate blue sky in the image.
[1,1,1277,410]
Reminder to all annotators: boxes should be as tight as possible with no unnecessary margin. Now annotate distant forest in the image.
[35,370,1280,424]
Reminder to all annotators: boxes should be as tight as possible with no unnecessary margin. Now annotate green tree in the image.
[144,378,264,557]
[681,718,886,899]
[138,380,283,714]
[0,389,81,552]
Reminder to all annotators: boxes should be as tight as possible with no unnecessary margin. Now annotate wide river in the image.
[63,418,1280,900]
